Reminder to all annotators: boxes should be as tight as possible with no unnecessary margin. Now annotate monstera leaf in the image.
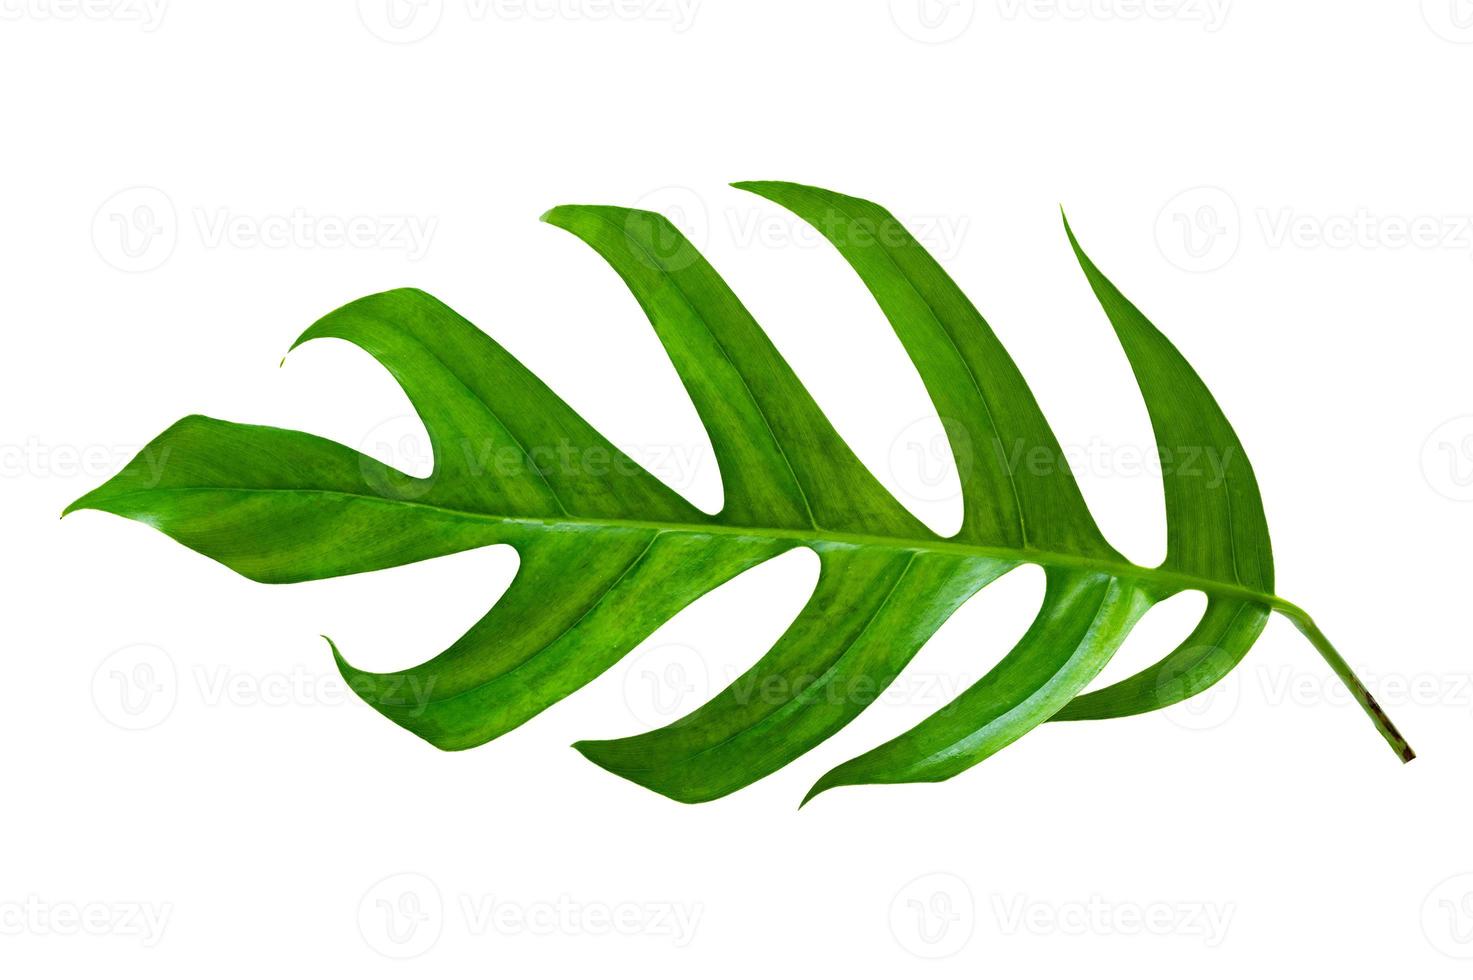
[66,181,1412,805]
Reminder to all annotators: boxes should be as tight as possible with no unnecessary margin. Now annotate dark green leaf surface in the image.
[67,182,1414,805]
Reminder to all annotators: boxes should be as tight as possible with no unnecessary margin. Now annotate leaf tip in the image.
[731,180,824,204]
[1059,209,1098,278]
[800,770,848,808]
[570,738,618,772]
[1059,206,1080,246]
[319,634,352,673]
[61,484,106,518]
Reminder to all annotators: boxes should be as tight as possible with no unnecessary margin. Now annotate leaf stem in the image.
[1270,600,1415,763]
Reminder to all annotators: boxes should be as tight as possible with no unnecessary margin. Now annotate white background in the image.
[4,1,1472,975]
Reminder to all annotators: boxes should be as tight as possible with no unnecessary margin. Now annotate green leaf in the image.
[66,181,1414,806]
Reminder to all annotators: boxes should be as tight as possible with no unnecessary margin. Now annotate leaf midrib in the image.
[93,484,1287,611]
